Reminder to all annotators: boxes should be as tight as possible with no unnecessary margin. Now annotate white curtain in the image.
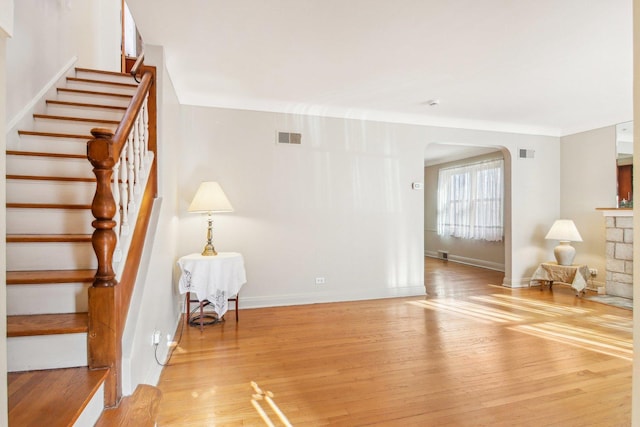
[437,158,504,241]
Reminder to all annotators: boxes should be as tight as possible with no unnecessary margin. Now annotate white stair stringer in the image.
[7,333,88,371]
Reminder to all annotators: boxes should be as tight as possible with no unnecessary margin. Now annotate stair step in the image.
[95,384,163,427]
[7,282,90,315]
[32,114,120,135]
[57,87,133,99]
[33,114,120,126]
[7,179,95,206]
[7,150,86,159]
[75,67,135,84]
[18,130,90,139]
[7,234,92,243]
[67,77,138,89]
[7,154,94,179]
[7,240,96,271]
[7,202,91,209]
[8,312,88,337]
[7,205,94,234]
[45,100,127,121]
[11,133,91,156]
[7,269,92,316]
[7,174,94,183]
[9,367,108,427]
[56,87,132,107]
[7,269,94,285]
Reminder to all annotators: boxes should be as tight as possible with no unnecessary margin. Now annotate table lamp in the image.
[188,181,234,256]
[544,219,582,266]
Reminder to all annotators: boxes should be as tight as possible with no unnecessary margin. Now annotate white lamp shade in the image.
[188,182,234,213]
[545,219,582,242]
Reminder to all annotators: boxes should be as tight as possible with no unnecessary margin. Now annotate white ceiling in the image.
[129,0,632,139]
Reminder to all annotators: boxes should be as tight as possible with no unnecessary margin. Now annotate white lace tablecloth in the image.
[178,252,246,317]
[530,262,589,294]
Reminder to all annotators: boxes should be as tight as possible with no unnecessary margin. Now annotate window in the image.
[437,158,504,241]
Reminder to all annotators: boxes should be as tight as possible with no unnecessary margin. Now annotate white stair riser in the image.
[7,180,95,204]
[8,333,87,371]
[66,81,138,96]
[7,283,89,315]
[10,135,88,156]
[32,119,118,136]
[7,242,97,270]
[74,382,105,427]
[46,104,125,121]
[7,156,94,179]
[56,92,132,108]
[7,208,94,234]
[75,70,136,85]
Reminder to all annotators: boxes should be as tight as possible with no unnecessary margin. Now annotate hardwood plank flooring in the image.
[156,258,632,426]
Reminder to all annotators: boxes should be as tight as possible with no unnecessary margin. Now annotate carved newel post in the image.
[87,127,121,406]
[87,128,118,288]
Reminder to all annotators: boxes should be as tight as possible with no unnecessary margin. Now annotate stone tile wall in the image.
[605,215,633,299]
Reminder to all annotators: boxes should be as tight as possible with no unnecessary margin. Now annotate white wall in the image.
[5,0,120,124]
[120,45,182,394]
[632,0,640,424]
[0,0,13,37]
[560,126,617,288]
[177,108,560,303]
[0,26,10,427]
[424,151,505,271]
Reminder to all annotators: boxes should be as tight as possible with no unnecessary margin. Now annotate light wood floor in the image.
[156,258,632,426]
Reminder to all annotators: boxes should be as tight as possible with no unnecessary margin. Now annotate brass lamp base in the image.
[201,214,218,256]
[201,244,218,256]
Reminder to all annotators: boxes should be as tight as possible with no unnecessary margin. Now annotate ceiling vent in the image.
[277,131,302,145]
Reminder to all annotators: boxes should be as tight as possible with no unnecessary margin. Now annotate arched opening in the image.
[423,142,512,286]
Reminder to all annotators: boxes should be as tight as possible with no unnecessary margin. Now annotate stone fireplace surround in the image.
[599,208,633,299]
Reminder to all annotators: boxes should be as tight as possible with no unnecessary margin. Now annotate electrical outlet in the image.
[315,277,326,285]
[589,268,598,277]
[152,330,161,345]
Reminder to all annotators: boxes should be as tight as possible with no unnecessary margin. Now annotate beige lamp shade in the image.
[544,219,582,242]
[545,219,582,266]
[188,182,234,213]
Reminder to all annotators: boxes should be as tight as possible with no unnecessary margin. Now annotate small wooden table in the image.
[530,262,590,296]
[177,252,246,330]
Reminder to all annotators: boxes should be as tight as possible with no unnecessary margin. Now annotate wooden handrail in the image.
[86,65,157,407]
[130,51,145,83]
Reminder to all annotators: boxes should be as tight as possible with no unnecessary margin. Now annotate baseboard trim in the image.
[240,286,426,310]
[424,252,504,272]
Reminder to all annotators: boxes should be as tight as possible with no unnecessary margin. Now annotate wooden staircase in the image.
[6,68,140,426]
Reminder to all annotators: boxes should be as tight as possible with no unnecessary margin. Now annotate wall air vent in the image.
[519,149,535,159]
[277,131,302,145]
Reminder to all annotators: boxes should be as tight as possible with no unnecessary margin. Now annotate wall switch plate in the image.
[315,277,326,285]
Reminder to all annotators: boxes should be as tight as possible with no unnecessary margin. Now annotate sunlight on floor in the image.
[410,293,633,361]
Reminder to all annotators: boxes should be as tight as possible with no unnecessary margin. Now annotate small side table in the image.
[177,252,247,330]
[530,262,589,296]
